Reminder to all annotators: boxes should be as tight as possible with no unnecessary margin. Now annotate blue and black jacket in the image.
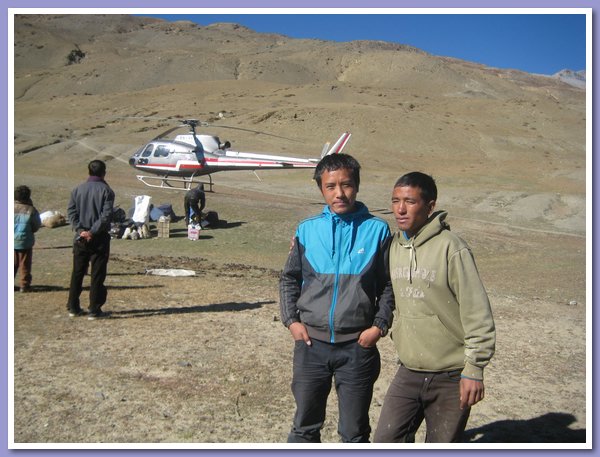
[14,201,41,250]
[279,202,395,343]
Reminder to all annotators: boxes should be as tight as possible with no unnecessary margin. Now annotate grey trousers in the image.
[374,364,470,443]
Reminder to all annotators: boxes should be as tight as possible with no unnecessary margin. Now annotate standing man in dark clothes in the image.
[184,183,206,225]
[66,160,115,320]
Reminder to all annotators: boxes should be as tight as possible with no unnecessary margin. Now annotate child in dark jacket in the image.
[14,185,41,292]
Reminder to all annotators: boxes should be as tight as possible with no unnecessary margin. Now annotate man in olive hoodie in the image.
[374,172,495,443]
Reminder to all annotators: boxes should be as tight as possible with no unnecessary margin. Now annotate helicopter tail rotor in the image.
[322,132,352,157]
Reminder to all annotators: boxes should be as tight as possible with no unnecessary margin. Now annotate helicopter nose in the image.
[129,157,137,167]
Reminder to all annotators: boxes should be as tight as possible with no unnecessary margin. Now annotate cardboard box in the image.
[157,219,170,238]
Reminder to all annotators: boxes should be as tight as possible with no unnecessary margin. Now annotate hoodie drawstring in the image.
[402,242,417,284]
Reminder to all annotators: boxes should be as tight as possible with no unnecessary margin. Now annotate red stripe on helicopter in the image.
[137,158,314,170]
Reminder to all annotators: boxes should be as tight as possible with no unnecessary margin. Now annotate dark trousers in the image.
[66,233,110,314]
[184,197,202,224]
[14,248,33,289]
[288,338,381,443]
[374,364,470,443]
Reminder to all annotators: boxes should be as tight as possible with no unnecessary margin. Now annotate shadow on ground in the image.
[154,221,245,238]
[14,284,163,293]
[106,300,275,319]
[464,412,586,443]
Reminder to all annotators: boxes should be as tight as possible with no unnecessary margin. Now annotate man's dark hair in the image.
[394,172,438,202]
[14,185,31,203]
[88,160,106,177]
[314,153,361,190]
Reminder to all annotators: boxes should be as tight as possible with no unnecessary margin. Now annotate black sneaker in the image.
[88,311,109,321]
[69,309,87,317]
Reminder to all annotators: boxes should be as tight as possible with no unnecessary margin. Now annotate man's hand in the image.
[459,378,485,409]
[79,230,93,242]
[357,326,381,348]
[288,322,311,346]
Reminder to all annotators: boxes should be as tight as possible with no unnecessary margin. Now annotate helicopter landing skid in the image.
[136,174,214,192]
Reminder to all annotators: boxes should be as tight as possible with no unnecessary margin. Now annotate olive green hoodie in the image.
[389,211,495,380]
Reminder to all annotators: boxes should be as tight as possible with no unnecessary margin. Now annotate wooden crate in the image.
[157,220,170,238]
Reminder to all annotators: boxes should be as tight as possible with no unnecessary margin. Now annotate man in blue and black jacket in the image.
[279,153,394,443]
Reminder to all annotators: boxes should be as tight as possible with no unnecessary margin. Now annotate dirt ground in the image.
[11,178,587,447]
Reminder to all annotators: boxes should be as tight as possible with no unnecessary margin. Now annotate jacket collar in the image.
[322,201,369,223]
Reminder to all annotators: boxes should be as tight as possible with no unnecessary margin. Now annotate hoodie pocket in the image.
[392,314,464,371]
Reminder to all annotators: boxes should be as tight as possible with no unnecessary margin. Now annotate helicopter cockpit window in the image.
[154,145,170,157]
[141,145,154,157]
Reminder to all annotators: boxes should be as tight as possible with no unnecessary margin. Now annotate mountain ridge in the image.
[14,14,583,99]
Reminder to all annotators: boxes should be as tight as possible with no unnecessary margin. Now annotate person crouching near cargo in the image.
[279,153,394,443]
[184,183,206,226]
[373,172,496,443]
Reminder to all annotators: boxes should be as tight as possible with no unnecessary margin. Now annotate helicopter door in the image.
[153,145,170,157]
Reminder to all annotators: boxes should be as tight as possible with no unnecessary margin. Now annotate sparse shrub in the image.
[66,46,85,65]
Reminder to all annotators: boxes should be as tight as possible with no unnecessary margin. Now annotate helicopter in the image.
[128,119,352,191]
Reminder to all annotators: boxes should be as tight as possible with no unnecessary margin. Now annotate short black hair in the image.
[14,185,31,203]
[88,160,106,177]
[314,153,361,191]
[394,172,437,202]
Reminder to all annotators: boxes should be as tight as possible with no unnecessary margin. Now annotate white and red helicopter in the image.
[128,119,351,191]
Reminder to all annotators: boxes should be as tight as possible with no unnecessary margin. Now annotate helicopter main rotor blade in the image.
[152,125,186,141]
[207,124,302,142]
[128,115,303,143]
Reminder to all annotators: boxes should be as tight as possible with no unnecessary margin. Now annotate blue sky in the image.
[140,13,587,75]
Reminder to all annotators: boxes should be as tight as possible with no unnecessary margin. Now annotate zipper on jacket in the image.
[329,218,342,343]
